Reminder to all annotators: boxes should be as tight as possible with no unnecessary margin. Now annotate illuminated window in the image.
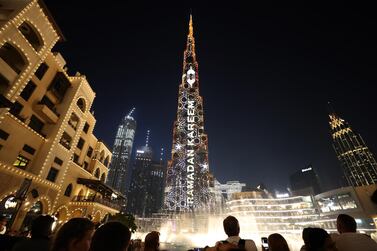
[68,113,79,130]
[13,155,29,169]
[60,132,72,150]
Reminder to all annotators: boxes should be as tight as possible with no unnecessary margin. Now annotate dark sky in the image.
[45,2,377,191]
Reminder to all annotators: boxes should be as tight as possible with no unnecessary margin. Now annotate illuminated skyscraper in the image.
[127,131,166,216]
[290,165,322,195]
[329,107,377,186]
[164,16,211,212]
[107,108,137,195]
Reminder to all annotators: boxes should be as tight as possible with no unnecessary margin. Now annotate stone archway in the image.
[55,206,69,225]
[93,210,101,223]
[71,209,83,218]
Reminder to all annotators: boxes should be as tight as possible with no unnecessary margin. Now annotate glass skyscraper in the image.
[127,131,166,216]
[107,108,137,195]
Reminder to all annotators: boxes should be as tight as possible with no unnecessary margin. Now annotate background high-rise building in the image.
[107,109,136,195]
[127,131,166,216]
[164,16,211,212]
[329,107,377,187]
[290,165,322,196]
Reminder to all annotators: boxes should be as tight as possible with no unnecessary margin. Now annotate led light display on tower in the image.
[164,16,210,212]
[329,107,377,186]
[107,108,137,195]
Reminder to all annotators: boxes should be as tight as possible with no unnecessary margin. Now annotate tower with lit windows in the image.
[164,16,210,212]
[107,108,137,195]
[127,130,166,216]
[329,106,377,186]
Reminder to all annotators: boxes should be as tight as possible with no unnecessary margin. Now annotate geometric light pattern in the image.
[164,16,210,212]
[329,108,377,186]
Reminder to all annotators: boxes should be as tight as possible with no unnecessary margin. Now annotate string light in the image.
[0,0,118,225]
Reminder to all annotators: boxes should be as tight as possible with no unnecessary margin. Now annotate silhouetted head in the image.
[51,217,95,251]
[303,228,336,251]
[89,222,131,251]
[31,215,54,239]
[337,214,357,233]
[268,233,290,251]
[144,231,160,251]
[223,216,240,237]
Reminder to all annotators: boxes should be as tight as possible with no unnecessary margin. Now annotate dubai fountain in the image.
[132,191,334,251]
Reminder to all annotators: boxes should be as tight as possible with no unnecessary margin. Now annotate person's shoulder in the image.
[243,239,257,251]
[244,239,256,244]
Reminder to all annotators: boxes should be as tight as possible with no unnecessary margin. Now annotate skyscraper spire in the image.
[327,101,336,115]
[145,130,150,147]
[127,107,135,119]
[189,14,194,37]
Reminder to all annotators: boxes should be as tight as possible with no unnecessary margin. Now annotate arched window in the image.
[0,42,27,74]
[76,98,86,112]
[64,184,73,197]
[77,189,84,198]
[104,156,109,167]
[99,150,105,162]
[18,22,43,51]
[100,173,106,183]
[94,168,100,178]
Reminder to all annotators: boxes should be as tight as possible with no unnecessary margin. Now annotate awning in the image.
[77,178,125,199]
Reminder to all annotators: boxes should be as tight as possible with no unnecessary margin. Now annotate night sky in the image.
[44,2,377,192]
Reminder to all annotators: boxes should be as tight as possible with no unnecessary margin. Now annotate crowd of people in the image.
[0,213,376,251]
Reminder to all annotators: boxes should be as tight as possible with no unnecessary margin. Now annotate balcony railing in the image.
[72,195,121,210]
[35,103,59,123]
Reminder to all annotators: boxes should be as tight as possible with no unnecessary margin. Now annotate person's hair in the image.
[337,214,357,233]
[144,231,160,251]
[303,228,329,251]
[223,216,240,237]
[31,215,54,238]
[89,221,131,251]
[0,215,7,222]
[51,218,95,251]
[268,233,290,251]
